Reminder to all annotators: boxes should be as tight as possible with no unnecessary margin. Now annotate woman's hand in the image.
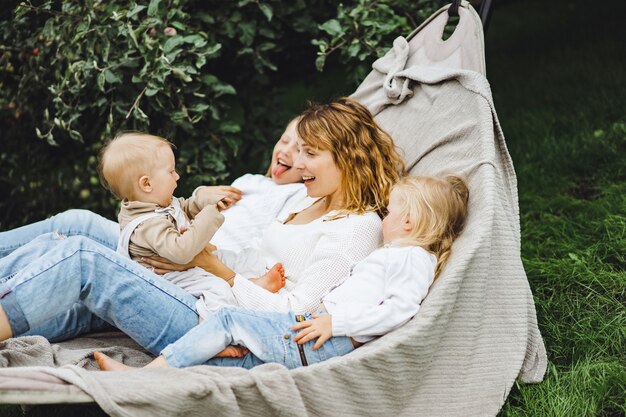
[142,244,218,275]
[196,186,243,210]
[141,256,193,275]
[292,314,333,350]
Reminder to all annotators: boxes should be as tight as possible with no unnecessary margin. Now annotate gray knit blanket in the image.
[0,5,546,416]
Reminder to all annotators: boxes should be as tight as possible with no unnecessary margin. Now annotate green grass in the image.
[488,0,626,415]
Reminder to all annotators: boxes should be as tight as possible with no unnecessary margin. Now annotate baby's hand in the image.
[292,314,333,350]
[197,186,243,210]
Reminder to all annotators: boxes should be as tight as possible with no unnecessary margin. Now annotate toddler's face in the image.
[150,146,180,207]
[269,119,302,185]
[382,189,410,244]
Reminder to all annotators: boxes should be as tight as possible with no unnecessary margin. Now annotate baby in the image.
[98,132,286,312]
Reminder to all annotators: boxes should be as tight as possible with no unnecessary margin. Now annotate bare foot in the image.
[214,345,249,358]
[250,263,285,293]
[93,351,134,372]
[94,352,170,371]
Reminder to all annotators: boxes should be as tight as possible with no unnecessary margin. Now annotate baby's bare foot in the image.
[214,345,249,358]
[94,351,134,372]
[251,263,285,293]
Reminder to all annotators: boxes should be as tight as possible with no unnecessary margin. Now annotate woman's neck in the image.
[318,191,344,213]
[317,196,345,214]
[284,193,345,225]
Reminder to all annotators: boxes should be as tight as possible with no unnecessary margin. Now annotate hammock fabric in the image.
[0,3,546,416]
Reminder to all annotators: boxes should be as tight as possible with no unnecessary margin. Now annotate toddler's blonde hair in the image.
[392,175,469,277]
[98,132,173,201]
[297,97,406,216]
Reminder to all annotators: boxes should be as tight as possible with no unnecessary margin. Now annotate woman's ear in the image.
[138,175,152,193]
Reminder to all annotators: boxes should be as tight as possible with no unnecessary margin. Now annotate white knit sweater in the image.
[323,245,436,343]
[230,208,383,314]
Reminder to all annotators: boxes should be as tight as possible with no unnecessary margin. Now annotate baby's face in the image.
[269,119,302,185]
[150,146,180,207]
[382,189,411,244]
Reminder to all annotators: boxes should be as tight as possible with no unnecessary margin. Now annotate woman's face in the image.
[269,120,302,185]
[294,138,343,202]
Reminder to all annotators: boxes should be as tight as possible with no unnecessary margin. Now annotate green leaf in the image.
[163,35,184,53]
[171,21,187,31]
[69,129,83,142]
[315,55,326,71]
[258,3,273,21]
[239,21,256,46]
[127,23,140,49]
[205,43,222,56]
[190,103,210,113]
[127,4,146,19]
[133,106,149,122]
[183,34,206,47]
[97,72,106,91]
[347,41,360,58]
[104,69,122,84]
[213,83,236,96]
[172,67,192,82]
[195,55,207,69]
[319,19,343,36]
[201,74,219,85]
[145,87,160,96]
[220,121,241,133]
[147,0,160,17]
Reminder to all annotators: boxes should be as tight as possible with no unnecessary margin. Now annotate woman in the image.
[0,97,405,356]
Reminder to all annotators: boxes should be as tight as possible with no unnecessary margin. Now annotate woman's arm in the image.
[231,214,382,314]
[230,249,353,313]
[142,245,236,279]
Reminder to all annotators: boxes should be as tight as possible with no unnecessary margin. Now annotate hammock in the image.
[0,2,546,415]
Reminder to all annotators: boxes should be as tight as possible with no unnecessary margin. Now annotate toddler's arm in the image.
[133,206,224,265]
[179,195,226,219]
[331,248,434,339]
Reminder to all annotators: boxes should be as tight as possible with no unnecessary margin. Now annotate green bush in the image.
[0,0,446,227]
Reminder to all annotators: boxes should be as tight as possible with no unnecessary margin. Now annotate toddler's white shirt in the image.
[323,245,437,343]
[205,174,306,252]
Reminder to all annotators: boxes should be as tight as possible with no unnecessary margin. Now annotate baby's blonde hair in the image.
[392,175,469,277]
[98,132,173,200]
[297,97,406,216]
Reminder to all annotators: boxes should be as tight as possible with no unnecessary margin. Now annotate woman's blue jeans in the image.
[0,233,198,354]
[162,306,354,369]
[0,209,119,259]
[0,209,120,340]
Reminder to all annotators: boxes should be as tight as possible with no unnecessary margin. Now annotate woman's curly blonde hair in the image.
[296,97,406,217]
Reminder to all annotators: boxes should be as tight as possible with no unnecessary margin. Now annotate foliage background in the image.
[0,0,447,227]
